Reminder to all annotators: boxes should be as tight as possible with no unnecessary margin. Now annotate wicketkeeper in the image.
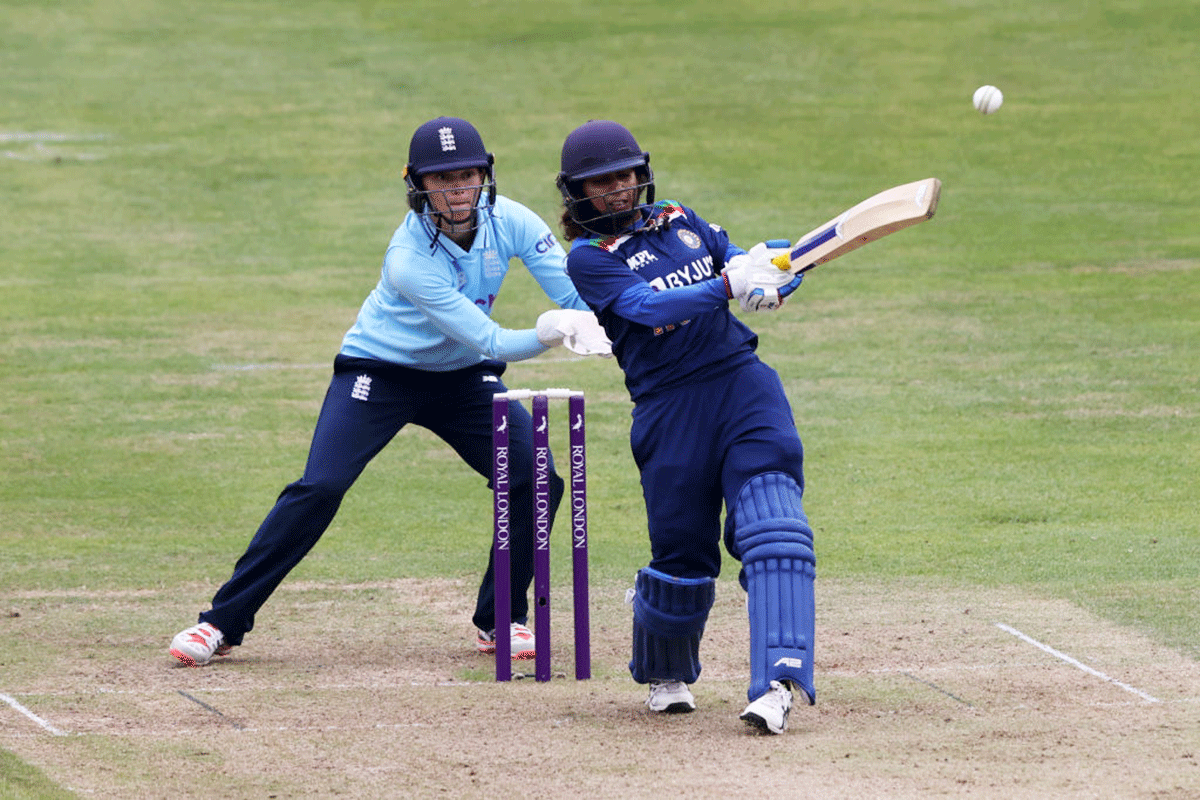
[170,117,610,667]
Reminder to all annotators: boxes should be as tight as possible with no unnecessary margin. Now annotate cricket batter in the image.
[556,120,813,734]
[170,117,610,667]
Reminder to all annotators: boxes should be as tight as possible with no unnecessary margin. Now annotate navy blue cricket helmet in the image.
[557,120,654,237]
[404,117,496,230]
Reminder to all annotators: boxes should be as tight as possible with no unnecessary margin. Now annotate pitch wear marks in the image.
[351,375,372,401]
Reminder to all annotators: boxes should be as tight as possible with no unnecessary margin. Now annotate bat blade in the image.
[773,177,941,275]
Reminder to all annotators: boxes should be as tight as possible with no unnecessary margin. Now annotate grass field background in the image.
[2,0,1197,795]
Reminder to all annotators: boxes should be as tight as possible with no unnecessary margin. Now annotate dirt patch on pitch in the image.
[2,578,1199,798]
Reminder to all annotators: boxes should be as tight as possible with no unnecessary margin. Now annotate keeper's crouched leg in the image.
[733,472,816,704]
[629,567,716,684]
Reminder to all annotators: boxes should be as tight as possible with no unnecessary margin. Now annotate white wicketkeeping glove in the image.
[535,309,613,357]
[722,240,803,312]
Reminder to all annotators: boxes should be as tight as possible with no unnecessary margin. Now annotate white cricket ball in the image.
[973,85,1003,115]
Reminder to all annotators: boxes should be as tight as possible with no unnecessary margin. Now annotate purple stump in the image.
[492,394,511,681]
[531,394,552,682]
[568,394,590,679]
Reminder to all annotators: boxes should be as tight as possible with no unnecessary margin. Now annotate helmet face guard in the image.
[557,120,655,238]
[405,117,497,235]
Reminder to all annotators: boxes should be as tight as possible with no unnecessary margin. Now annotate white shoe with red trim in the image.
[169,622,232,667]
[475,623,536,660]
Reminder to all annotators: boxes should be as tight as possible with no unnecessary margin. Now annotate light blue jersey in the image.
[341,195,587,370]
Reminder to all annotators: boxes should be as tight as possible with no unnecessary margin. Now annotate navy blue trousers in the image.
[199,355,562,644]
[629,358,805,580]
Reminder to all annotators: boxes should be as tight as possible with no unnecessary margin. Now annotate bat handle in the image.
[764,239,792,271]
[778,274,804,299]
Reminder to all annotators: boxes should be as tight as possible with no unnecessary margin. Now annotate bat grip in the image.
[771,254,791,271]
[778,274,804,299]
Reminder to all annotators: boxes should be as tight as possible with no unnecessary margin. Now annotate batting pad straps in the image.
[733,472,817,705]
[629,567,716,685]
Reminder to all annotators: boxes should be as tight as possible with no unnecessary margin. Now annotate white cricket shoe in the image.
[740,680,794,734]
[169,622,231,667]
[646,680,696,713]
[475,623,536,660]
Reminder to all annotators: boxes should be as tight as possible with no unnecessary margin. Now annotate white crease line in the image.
[996,623,1160,703]
[0,692,69,736]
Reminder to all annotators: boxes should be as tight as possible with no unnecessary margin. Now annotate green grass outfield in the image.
[3,0,1197,793]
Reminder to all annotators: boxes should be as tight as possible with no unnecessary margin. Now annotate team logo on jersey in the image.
[438,126,457,152]
[676,228,702,249]
[483,248,504,278]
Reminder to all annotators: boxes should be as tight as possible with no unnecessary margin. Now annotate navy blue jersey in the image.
[566,201,760,401]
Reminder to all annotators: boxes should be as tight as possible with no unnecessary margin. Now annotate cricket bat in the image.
[773,177,941,279]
